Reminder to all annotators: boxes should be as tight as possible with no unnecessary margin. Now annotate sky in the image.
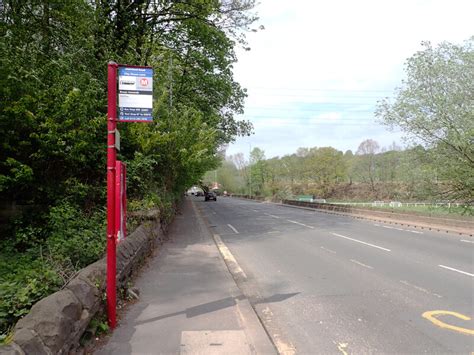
[225,0,474,160]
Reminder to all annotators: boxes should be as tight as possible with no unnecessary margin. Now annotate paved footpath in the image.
[95,198,275,355]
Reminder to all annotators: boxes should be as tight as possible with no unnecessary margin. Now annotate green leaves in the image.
[376,38,474,202]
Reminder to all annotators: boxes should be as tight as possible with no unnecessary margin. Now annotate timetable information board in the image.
[118,66,153,122]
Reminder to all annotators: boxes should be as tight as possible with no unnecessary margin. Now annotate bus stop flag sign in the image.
[118,66,153,122]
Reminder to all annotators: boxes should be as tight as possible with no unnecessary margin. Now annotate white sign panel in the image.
[118,66,153,122]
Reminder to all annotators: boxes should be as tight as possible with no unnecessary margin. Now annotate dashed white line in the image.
[227,224,239,234]
[264,213,280,219]
[320,246,336,254]
[438,265,473,277]
[461,239,474,243]
[350,259,374,269]
[331,233,391,252]
[287,220,314,229]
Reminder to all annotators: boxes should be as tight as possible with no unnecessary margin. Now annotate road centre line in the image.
[331,233,391,252]
[227,224,239,234]
[438,264,473,277]
[350,259,374,269]
[460,239,474,243]
[287,220,314,229]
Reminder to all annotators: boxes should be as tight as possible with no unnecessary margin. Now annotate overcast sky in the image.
[226,0,473,160]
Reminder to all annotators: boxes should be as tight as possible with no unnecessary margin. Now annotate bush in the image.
[46,202,106,269]
[0,253,61,337]
[0,202,106,340]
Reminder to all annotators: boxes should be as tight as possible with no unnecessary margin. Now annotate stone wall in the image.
[0,214,164,355]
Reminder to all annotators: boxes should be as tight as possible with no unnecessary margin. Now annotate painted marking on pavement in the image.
[336,342,349,355]
[461,239,474,244]
[422,310,474,335]
[287,220,314,229]
[320,246,336,254]
[252,209,259,212]
[264,213,280,219]
[438,264,473,277]
[400,280,442,298]
[350,259,374,269]
[331,233,391,252]
[227,224,239,234]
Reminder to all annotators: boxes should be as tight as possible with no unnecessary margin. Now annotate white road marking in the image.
[350,259,374,269]
[252,209,259,212]
[331,233,391,252]
[287,220,314,229]
[227,224,239,234]
[264,213,280,219]
[320,246,336,254]
[380,224,423,234]
[438,264,473,277]
[461,239,474,243]
[400,280,442,298]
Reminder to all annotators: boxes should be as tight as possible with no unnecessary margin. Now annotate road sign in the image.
[118,66,153,122]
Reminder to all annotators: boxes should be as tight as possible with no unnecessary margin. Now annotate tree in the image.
[249,147,266,195]
[355,139,380,191]
[376,38,474,202]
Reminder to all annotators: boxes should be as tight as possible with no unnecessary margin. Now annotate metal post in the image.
[106,61,118,329]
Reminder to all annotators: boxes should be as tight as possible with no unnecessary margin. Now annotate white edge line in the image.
[438,264,474,277]
[331,233,391,252]
[350,259,374,269]
[287,220,314,229]
[460,239,474,243]
[320,246,336,254]
[227,224,239,234]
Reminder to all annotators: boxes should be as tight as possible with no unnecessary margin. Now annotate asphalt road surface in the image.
[195,196,474,354]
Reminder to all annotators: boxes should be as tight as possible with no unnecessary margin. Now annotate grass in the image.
[328,201,473,218]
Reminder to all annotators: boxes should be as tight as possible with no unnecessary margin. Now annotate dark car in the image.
[205,191,217,201]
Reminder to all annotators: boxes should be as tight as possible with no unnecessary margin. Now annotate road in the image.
[195,196,474,354]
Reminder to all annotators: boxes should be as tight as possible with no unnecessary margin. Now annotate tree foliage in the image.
[0,0,258,335]
[376,38,474,202]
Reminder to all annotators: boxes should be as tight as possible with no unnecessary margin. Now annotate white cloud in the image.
[227,0,474,159]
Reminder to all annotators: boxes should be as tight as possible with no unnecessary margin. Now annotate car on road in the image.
[205,191,217,201]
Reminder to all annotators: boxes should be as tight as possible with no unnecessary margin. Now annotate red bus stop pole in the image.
[106,61,118,329]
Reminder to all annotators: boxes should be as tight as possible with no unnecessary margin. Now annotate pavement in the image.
[95,198,276,355]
